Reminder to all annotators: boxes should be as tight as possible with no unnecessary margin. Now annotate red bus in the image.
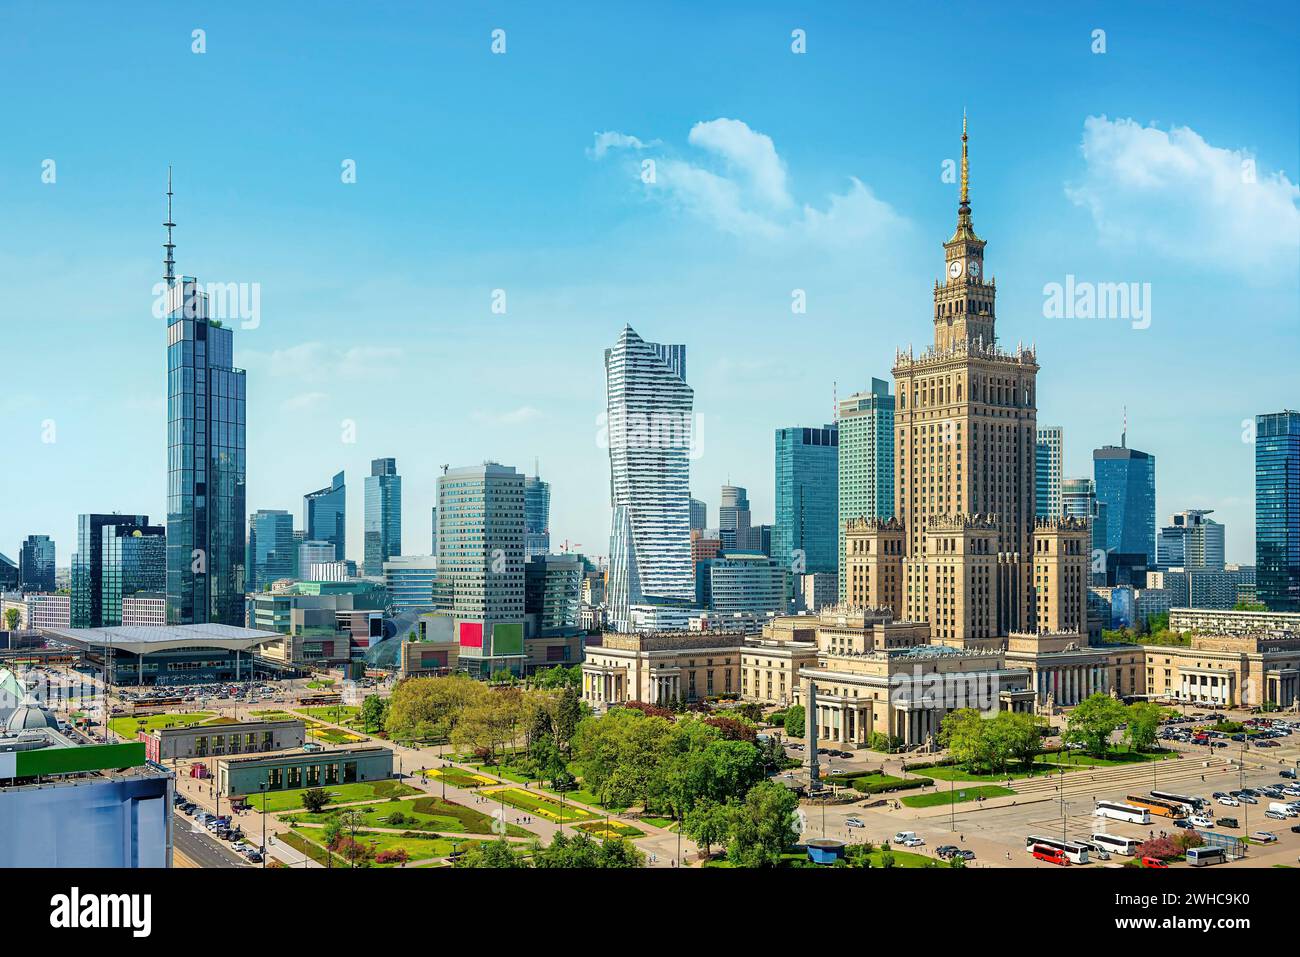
[1032,844,1071,866]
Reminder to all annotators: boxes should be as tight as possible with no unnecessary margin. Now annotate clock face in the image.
[968,260,980,278]
[948,260,962,279]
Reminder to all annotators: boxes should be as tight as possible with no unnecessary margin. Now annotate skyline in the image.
[3,2,1298,568]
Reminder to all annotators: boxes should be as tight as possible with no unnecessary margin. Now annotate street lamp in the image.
[258,782,267,869]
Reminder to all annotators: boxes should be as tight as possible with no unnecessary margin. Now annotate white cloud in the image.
[592,118,906,245]
[239,342,402,382]
[472,406,542,426]
[1066,115,1300,278]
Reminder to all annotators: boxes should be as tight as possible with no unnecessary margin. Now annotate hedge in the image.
[851,776,933,795]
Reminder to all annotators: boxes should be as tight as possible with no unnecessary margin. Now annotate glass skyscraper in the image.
[1035,426,1063,518]
[74,514,166,628]
[305,471,346,562]
[523,470,551,558]
[248,509,296,591]
[1093,439,1156,565]
[837,378,895,599]
[604,325,695,632]
[18,535,55,592]
[773,424,838,578]
[364,458,402,576]
[163,176,247,626]
[1256,410,1300,611]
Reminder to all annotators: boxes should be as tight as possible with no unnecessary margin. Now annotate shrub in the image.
[375,848,409,864]
[851,776,933,795]
[1135,836,1181,861]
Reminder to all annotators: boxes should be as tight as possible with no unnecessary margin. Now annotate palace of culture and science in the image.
[581,121,1300,749]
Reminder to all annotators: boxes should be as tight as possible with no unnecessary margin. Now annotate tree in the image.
[783,705,806,739]
[1064,694,1127,756]
[1124,702,1164,753]
[703,715,757,742]
[301,788,329,813]
[725,780,799,868]
[990,711,1044,770]
[360,694,387,733]
[683,798,732,857]
[554,683,582,754]
[384,674,490,742]
[3,608,20,631]
[940,709,993,771]
[454,838,527,868]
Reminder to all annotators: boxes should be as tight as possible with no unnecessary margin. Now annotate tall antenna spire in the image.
[959,110,970,209]
[1122,405,1127,448]
[163,166,176,284]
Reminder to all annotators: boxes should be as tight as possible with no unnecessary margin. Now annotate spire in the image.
[163,166,176,285]
[960,110,969,209]
[1122,406,1127,448]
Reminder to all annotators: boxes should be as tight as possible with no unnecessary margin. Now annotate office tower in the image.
[1256,410,1300,611]
[709,553,787,617]
[604,326,695,632]
[298,540,336,578]
[1035,426,1063,518]
[18,535,55,593]
[690,497,707,532]
[847,118,1048,639]
[837,377,895,599]
[248,509,295,591]
[0,554,16,591]
[1093,432,1156,566]
[72,514,166,628]
[435,463,526,675]
[430,507,437,556]
[163,174,247,626]
[774,424,839,580]
[363,458,402,576]
[524,553,583,636]
[291,529,305,577]
[384,555,438,611]
[1062,476,1108,573]
[524,468,552,558]
[1157,509,1225,572]
[718,484,754,552]
[305,471,346,561]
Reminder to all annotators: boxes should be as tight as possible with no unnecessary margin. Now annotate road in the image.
[172,813,249,869]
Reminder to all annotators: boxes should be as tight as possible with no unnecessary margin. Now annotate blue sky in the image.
[1,0,1296,568]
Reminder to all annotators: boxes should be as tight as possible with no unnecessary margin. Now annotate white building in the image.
[121,593,166,627]
[605,326,695,631]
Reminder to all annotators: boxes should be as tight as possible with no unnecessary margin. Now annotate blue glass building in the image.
[248,509,296,591]
[73,514,166,628]
[18,535,55,592]
[773,424,839,577]
[364,458,402,576]
[164,180,247,625]
[1093,439,1155,566]
[1256,411,1300,611]
[524,470,551,558]
[305,471,346,562]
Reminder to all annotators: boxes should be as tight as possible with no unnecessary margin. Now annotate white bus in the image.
[1090,832,1141,856]
[1024,835,1090,864]
[1094,801,1152,825]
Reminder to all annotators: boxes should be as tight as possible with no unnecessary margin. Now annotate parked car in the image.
[1141,857,1169,869]
[1252,831,1279,843]
[900,837,925,848]
[955,849,976,861]
[1218,797,1239,807]
[1216,817,1239,829]
[1281,768,1297,779]
[1172,819,1194,830]
[936,845,959,859]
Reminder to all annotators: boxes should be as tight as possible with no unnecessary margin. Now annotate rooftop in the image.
[40,623,282,654]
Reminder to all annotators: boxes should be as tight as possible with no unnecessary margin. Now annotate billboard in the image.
[458,621,483,651]
[492,622,524,657]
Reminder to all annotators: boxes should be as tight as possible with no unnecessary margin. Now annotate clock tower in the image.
[934,115,995,352]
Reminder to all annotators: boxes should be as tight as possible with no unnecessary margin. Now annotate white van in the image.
[892,831,918,844]
[1267,802,1296,818]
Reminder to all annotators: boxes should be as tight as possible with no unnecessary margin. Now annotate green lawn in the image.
[573,820,646,840]
[1037,748,1175,768]
[920,763,1072,783]
[901,785,1015,808]
[277,828,348,867]
[108,711,215,739]
[249,779,419,812]
[288,825,474,866]
[542,785,630,812]
[299,705,364,727]
[639,816,678,831]
[249,710,298,722]
[846,847,937,868]
[483,786,602,823]
[281,796,532,837]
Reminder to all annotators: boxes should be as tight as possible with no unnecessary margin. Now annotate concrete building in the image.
[384,555,437,611]
[434,462,527,677]
[122,592,167,627]
[216,744,393,798]
[141,718,305,761]
[1140,633,1300,708]
[709,553,787,618]
[1157,509,1225,571]
[581,631,745,707]
[41,623,283,685]
[1169,606,1300,636]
